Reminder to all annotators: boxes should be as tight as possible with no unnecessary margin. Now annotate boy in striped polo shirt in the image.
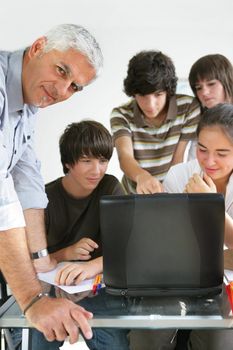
[110,50,201,194]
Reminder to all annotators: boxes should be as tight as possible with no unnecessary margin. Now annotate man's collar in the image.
[7,49,38,115]
[6,50,26,114]
[133,95,178,127]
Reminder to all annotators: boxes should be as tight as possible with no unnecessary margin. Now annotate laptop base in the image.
[105,285,223,297]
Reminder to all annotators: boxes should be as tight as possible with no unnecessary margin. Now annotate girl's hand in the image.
[184,172,217,193]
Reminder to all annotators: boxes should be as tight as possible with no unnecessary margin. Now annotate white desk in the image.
[0,285,233,349]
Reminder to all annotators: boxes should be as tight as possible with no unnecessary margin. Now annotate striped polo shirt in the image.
[110,94,200,193]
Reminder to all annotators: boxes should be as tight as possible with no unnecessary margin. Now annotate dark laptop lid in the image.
[100,193,225,297]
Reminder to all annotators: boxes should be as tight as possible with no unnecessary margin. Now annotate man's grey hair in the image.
[43,24,103,76]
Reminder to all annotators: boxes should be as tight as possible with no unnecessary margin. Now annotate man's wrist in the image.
[31,248,48,260]
[23,292,49,315]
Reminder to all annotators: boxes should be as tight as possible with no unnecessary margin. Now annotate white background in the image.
[1,0,233,182]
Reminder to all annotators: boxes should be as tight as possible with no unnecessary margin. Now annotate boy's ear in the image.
[65,163,71,170]
[27,36,47,59]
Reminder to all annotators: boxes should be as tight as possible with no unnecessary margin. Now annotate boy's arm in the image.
[50,238,99,262]
[115,136,162,193]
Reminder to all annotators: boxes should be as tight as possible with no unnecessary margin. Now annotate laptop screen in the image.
[100,193,225,296]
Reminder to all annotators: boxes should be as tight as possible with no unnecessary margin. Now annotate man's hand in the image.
[184,173,217,193]
[55,258,102,286]
[33,255,57,273]
[136,172,163,194]
[26,296,93,343]
[65,238,98,261]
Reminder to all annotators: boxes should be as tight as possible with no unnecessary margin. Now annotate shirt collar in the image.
[6,49,25,114]
[133,95,178,128]
[6,49,37,115]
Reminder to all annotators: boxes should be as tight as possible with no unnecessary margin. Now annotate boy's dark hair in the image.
[123,50,178,97]
[189,54,233,103]
[197,103,233,142]
[59,120,113,174]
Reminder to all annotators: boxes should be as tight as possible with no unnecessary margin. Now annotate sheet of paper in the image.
[37,262,102,294]
[224,269,233,283]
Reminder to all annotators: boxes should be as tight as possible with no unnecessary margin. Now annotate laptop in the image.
[100,193,225,297]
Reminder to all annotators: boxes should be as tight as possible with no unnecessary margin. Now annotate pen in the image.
[92,284,97,294]
[225,282,233,312]
[93,275,100,285]
[92,274,102,294]
[98,275,102,288]
[97,284,102,291]
[230,282,233,299]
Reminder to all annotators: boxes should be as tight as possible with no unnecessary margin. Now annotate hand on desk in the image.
[55,257,103,286]
[26,296,93,343]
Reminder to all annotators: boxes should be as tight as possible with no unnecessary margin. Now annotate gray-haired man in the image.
[0,23,103,343]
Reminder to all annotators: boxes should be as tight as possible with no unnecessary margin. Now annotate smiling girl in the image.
[164,103,233,350]
[164,103,233,249]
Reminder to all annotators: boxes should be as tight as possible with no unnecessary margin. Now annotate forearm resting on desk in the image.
[55,257,103,285]
[0,227,93,342]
